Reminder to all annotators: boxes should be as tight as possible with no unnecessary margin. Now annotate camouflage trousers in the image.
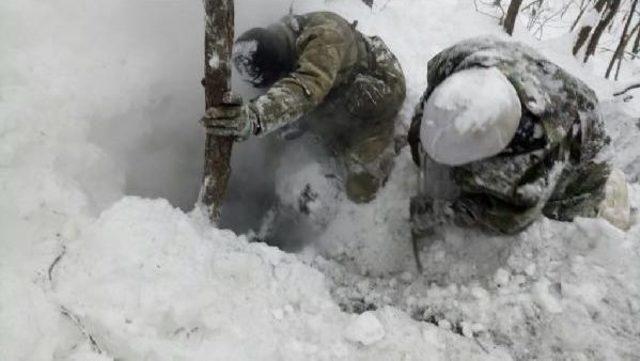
[410,154,611,236]
[308,35,406,203]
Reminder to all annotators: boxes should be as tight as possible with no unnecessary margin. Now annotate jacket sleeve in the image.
[251,24,350,136]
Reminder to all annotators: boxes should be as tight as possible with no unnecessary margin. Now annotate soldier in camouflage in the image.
[203,11,406,204]
[409,37,630,239]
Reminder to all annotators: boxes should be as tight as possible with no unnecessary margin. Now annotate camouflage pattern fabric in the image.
[320,35,405,203]
[250,12,406,203]
[408,37,610,235]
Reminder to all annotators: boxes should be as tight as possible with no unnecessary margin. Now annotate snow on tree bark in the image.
[200,0,234,222]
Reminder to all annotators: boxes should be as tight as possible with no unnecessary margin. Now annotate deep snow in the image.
[1,0,639,360]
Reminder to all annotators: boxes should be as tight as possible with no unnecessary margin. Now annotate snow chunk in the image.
[524,263,536,277]
[344,311,385,346]
[598,168,631,230]
[532,278,563,314]
[208,52,220,69]
[494,268,511,287]
[422,325,445,351]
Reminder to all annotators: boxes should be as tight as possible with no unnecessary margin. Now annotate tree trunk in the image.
[614,23,640,79]
[571,0,592,31]
[607,18,640,79]
[573,26,594,54]
[573,0,608,55]
[584,0,622,63]
[634,17,640,53]
[504,0,524,35]
[200,0,235,223]
[605,0,638,78]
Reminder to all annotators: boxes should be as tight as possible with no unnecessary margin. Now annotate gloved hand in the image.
[201,98,259,141]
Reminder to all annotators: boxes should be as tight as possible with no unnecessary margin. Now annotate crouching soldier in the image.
[202,11,406,204]
[408,37,630,249]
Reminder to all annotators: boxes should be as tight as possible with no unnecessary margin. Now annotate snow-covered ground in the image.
[1,0,639,360]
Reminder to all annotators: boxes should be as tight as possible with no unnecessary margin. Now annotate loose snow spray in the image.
[0,0,321,215]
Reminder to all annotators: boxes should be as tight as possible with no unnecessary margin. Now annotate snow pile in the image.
[44,197,510,360]
[2,0,640,360]
[319,212,640,359]
[53,198,343,360]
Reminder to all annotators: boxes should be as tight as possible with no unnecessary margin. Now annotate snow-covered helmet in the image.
[420,67,522,166]
[232,24,295,88]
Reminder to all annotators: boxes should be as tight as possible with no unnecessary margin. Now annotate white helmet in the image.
[420,67,522,166]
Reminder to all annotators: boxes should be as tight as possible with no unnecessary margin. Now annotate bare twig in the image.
[473,0,504,20]
[376,0,393,12]
[60,306,104,354]
[48,245,66,281]
[614,83,640,96]
[474,336,491,354]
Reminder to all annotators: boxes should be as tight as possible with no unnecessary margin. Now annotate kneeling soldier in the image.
[408,37,630,251]
[203,11,406,204]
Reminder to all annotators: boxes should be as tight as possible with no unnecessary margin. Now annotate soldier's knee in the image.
[345,73,404,121]
[345,75,388,118]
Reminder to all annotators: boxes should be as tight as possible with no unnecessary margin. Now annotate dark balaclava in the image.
[233,23,296,88]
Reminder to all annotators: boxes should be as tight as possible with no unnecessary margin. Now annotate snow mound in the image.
[321,212,640,360]
[46,197,507,360]
[52,198,342,360]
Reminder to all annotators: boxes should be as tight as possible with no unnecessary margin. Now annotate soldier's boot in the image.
[598,168,631,230]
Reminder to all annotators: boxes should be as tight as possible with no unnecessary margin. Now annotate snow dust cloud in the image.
[1,0,332,219]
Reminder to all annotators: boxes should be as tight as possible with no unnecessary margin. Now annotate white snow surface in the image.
[2,1,639,360]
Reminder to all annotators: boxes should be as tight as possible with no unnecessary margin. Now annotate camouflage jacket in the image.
[250,12,371,135]
[409,37,609,234]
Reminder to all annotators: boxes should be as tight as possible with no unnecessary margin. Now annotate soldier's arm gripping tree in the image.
[201,16,351,141]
